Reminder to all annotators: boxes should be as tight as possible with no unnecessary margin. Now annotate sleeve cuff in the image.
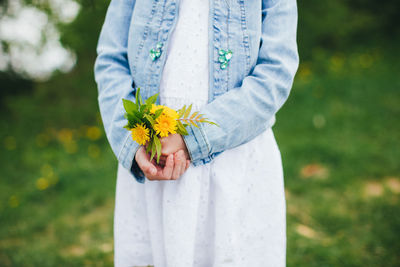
[130,153,145,183]
[182,123,211,166]
[118,132,145,183]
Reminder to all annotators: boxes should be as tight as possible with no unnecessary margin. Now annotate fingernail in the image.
[151,168,156,175]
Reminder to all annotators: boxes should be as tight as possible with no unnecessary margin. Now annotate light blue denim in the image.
[94,0,299,183]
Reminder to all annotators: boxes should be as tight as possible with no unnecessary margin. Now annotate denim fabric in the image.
[94,0,299,183]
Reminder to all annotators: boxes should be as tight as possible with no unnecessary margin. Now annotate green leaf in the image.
[139,92,143,106]
[153,135,162,164]
[127,113,142,125]
[144,114,155,126]
[146,138,152,153]
[177,121,189,135]
[135,88,141,108]
[183,104,192,118]
[145,93,158,105]
[143,93,158,113]
[177,120,184,130]
[189,120,200,128]
[122,98,138,114]
[150,137,157,162]
[190,111,199,120]
[153,108,164,120]
[177,105,186,118]
[203,120,220,127]
[132,110,143,119]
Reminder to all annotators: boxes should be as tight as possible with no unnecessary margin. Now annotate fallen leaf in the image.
[100,243,113,253]
[300,164,329,179]
[385,177,400,194]
[296,224,317,239]
[364,181,383,197]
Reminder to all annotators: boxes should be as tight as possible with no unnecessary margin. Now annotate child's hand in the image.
[157,134,190,166]
[135,146,189,180]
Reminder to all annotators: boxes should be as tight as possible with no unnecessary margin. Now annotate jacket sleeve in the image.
[182,0,299,166]
[94,0,145,183]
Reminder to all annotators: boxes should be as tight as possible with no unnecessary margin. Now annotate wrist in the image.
[180,134,192,161]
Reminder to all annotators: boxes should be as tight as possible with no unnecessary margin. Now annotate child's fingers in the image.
[178,160,188,177]
[185,160,190,171]
[136,149,157,177]
[145,155,174,181]
[172,150,184,180]
[161,154,174,179]
[177,152,189,178]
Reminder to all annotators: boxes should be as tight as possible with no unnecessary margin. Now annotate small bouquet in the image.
[123,88,218,163]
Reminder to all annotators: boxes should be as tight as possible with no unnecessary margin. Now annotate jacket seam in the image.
[133,0,157,76]
[156,0,167,40]
[198,124,211,155]
[181,134,194,162]
[238,0,251,73]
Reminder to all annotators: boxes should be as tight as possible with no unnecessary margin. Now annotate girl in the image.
[94,0,299,266]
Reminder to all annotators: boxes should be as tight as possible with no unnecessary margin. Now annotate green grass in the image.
[0,46,399,266]
[276,48,400,266]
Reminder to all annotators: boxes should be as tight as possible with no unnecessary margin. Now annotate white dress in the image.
[114,0,286,266]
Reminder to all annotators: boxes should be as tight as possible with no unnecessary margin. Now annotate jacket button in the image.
[150,42,163,61]
[218,49,233,69]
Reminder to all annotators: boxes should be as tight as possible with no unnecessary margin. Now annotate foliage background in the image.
[0,0,399,266]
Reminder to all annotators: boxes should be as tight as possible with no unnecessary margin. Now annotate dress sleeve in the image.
[94,0,145,183]
[182,0,299,166]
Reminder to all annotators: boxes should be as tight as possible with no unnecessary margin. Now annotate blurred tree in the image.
[0,0,81,81]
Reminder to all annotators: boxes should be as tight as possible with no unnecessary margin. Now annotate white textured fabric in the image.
[114,0,286,266]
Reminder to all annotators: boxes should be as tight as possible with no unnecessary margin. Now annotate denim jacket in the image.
[94,0,299,183]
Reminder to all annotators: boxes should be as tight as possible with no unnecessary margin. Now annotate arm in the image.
[94,0,145,183]
[183,0,299,165]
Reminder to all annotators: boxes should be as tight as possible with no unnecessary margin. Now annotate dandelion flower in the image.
[131,123,150,145]
[162,106,178,120]
[150,104,161,114]
[150,104,178,120]
[154,114,177,137]
[36,177,49,190]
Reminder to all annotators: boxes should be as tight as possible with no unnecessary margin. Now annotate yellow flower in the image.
[154,114,177,137]
[150,104,178,120]
[150,104,161,114]
[162,106,178,120]
[36,177,49,190]
[131,123,150,145]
